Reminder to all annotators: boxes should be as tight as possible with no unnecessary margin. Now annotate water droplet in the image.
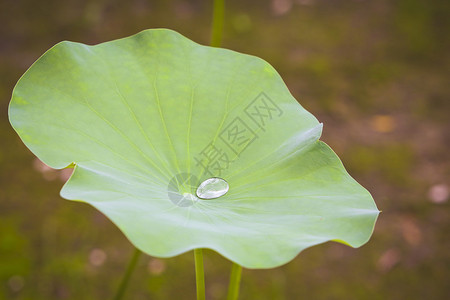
[196,177,229,199]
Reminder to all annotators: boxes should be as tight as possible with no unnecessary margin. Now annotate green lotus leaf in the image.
[9,29,379,269]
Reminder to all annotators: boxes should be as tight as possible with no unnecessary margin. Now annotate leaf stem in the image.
[194,249,206,300]
[210,0,225,47]
[226,262,242,300]
[113,248,141,300]
[192,2,226,300]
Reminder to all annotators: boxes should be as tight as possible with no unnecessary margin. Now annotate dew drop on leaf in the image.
[196,178,229,199]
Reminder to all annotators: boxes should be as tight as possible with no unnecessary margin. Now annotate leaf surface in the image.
[9,29,379,268]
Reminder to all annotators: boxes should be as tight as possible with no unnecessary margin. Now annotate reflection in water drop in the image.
[196,177,229,199]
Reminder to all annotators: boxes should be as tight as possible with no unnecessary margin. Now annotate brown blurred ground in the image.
[0,0,449,299]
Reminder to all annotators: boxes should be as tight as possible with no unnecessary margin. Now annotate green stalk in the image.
[210,0,225,47]
[192,2,226,300]
[226,262,242,300]
[113,248,141,300]
[194,249,206,300]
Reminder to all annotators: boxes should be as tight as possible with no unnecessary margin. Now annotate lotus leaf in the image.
[9,29,379,268]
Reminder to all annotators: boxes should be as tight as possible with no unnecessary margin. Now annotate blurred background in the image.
[1,0,449,299]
